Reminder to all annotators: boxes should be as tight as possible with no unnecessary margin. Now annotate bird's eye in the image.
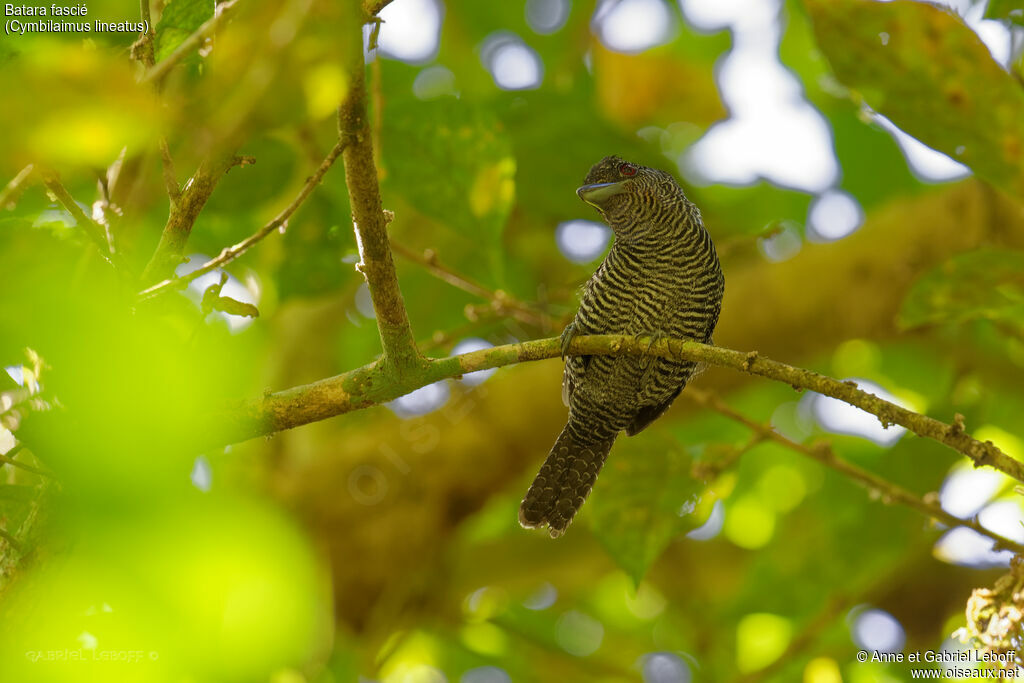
[619,163,637,177]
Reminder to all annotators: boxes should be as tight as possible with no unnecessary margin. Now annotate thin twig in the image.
[141,0,240,86]
[135,0,156,67]
[0,526,21,554]
[691,432,765,481]
[39,169,116,258]
[688,388,1024,554]
[338,13,421,372]
[0,164,35,210]
[390,240,554,329]
[216,334,1024,490]
[0,448,55,480]
[138,137,348,301]
[0,479,54,590]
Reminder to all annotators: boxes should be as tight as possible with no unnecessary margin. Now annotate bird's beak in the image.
[577,181,627,209]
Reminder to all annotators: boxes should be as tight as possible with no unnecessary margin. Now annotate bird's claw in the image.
[560,322,578,359]
[636,331,666,369]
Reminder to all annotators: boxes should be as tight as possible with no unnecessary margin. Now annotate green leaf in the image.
[0,484,37,503]
[803,0,1024,200]
[985,0,1024,26]
[588,431,707,585]
[154,0,215,63]
[899,248,1024,329]
[381,98,516,247]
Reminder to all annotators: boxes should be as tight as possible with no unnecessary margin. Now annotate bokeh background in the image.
[2,0,1024,681]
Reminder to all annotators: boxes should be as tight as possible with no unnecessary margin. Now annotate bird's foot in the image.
[560,322,578,359]
[635,330,668,369]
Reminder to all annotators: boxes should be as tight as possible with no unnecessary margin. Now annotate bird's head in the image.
[577,155,688,236]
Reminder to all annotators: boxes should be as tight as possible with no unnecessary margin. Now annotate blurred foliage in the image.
[900,249,1024,329]
[0,0,1023,682]
[153,0,214,62]
[804,0,1024,200]
[985,0,1024,26]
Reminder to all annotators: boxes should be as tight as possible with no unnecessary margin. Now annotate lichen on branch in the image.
[220,334,1024,486]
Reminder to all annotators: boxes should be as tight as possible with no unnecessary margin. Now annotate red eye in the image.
[619,163,637,177]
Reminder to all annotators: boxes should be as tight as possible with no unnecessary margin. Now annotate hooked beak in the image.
[577,180,628,209]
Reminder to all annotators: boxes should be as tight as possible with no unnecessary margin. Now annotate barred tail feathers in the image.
[518,426,616,537]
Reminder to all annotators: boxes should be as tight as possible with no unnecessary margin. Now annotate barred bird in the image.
[519,155,724,537]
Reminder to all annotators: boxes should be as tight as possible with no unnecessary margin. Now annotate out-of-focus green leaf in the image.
[382,98,515,248]
[803,0,1024,200]
[154,0,215,62]
[588,431,706,585]
[985,0,1024,26]
[502,89,650,219]
[0,484,37,503]
[900,249,1024,329]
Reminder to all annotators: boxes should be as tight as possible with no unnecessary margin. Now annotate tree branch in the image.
[140,152,236,284]
[39,169,119,264]
[0,446,55,480]
[133,0,156,68]
[0,526,21,554]
[687,389,1024,554]
[0,164,35,210]
[219,335,1024,487]
[363,0,395,15]
[390,240,555,330]
[158,138,181,206]
[138,137,348,301]
[338,17,421,372]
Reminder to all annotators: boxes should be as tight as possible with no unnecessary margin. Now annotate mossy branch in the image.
[140,152,238,285]
[337,12,421,374]
[219,335,1024,486]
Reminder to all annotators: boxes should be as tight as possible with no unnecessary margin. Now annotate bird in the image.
[518,155,725,538]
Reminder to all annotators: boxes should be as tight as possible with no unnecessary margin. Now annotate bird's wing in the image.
[625,383,682,435]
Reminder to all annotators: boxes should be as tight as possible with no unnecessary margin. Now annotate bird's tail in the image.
[518,426,616,537]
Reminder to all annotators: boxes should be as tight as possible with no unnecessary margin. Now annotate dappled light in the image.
[481,32,544,90]
[807,189,864,242]
[872,112,972,183]
[850,606,906,654]
[555,218,612,263]
[594,0,677,54]
[377,0,443,63]
[388,380,451,417]
[642,652,692,683]
[809,379,907,447]
[525,0,570,35]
